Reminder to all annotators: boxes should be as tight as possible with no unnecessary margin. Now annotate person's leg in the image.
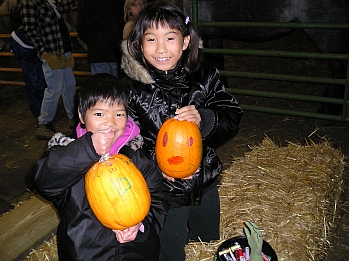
[159,206,189,261]
[37,61,64,139]
[90,62,109,75]
[187,186,220,242]
[108,62,118,77]
[61,53,76,122]
[38,61,64,125]
[90,62,118,76]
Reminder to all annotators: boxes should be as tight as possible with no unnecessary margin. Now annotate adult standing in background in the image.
[21,0,77,140]
[77,0,125,76]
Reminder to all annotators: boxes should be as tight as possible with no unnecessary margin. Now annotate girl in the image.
[32,73,169,260]
[123,0,146,39]
[121,1,243,260]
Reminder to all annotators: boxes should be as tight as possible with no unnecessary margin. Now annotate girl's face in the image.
[79,100,127,144]
[129,1,145,18]
[142,23,190,72]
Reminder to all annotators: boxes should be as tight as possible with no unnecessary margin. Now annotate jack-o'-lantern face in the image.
[155,118,202,178]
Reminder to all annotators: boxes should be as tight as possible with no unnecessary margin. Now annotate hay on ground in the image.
[185,137,345,261]
[25,235,58,261]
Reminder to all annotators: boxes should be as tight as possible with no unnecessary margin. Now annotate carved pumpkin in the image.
[85,154,151,230]
[155,118,203,179]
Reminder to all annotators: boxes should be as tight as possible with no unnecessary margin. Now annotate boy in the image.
[32,73,169,260]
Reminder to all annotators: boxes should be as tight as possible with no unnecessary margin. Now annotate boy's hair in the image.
[123,0,147,23]
[127,1,201,74]
[78,73,129,121]
[9,4,23,29]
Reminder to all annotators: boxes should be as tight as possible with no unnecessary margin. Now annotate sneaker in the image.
[69,118,76,129]
[37,123,56,140]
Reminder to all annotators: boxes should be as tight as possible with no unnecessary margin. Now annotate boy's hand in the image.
[112,222,142,243]
[174,105,201,127]
[91,127,115,156]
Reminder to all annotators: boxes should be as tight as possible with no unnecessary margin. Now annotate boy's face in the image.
[79,100,127,143]
[142,23,190,72]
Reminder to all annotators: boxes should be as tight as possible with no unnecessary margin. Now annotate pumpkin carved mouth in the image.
[167,156,184,165]
[160,163,197,175]
[155,118,203,179]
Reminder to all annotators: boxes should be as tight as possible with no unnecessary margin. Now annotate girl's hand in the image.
[112,222,142,243]
[162,173,175,182]
[91,126,115,156]
[174,105,201,127]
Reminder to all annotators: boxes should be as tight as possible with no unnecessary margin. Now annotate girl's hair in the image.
[78,73,129,120]
[127,1,201,74]
[123,0,147,23]
[9,4,23,29]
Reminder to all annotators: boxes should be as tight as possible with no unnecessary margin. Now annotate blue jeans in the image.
[39,52,76,125]
[90,62,118,77]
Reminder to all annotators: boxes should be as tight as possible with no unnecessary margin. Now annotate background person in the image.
[21,0,77,140]
[77,0,125,76]
[10,3,46,119]
[123,0,146,39]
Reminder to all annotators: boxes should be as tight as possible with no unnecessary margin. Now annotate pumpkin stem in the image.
[99,153,110,162]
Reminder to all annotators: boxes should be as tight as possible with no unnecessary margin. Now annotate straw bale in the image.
[185,136,345,261]
[23,137,345,261]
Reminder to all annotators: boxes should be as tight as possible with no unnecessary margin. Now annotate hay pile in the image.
[25,235,58,261]
[185,137,345,261]
[24,137,345,261]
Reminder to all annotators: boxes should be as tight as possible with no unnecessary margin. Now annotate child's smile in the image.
[142,24,190,72]
[79,100,127,143]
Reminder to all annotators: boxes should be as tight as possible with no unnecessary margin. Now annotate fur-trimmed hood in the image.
[120,40,155,85]
[120,39,204,84]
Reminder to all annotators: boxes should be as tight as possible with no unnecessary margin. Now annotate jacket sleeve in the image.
[120,147,170,242]
[11,38,21,58]
[194,63,243,149]
[31,133,99,205]
[20,0,47,56]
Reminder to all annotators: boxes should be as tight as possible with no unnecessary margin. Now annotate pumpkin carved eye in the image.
[162,132,168,147]
[188,136,194,147]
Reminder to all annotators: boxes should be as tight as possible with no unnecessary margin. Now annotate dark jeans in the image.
[159,186,220,261]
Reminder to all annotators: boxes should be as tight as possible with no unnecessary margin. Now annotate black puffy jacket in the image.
[121,41,243,207]
[32,132,169,260]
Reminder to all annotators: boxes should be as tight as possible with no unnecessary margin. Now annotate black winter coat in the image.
[121,41,243,207]
[32,132,169,260]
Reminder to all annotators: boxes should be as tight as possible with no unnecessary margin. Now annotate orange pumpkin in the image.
[155,118,203,179]
[85,154,151,230]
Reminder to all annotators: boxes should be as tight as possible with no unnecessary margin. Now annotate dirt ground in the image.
[0,29,348,259]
